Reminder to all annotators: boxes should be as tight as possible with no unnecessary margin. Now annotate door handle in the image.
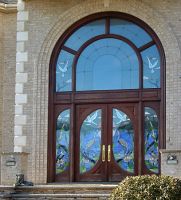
[108,145,111,162]
[102,145,105,162]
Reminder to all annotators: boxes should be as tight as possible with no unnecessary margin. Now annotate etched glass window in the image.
[56,50,74,92]
[142,45,160,88]
[76,38,139,91]
[112,109,134,173]
[144,107,159,173]
[65,20,105,51]
[80,110,101,173]
[110,19,152,47]
[56,109,70,174]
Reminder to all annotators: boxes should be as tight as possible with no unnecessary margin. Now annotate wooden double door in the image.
[75,103,139,182]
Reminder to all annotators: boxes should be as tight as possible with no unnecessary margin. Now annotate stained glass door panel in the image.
[144,107,159,173]
[112,109,134,173]
[75,104,107,182]
[107,104,138,181]
[56,109,70,174]
[80,109,102,174]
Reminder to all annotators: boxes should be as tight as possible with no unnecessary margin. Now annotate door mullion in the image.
[107,104,112,181]
[103,104,108,181]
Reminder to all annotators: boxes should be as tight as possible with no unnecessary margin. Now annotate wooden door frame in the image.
[47,12,165,183]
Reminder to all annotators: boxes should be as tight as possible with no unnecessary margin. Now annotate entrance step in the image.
[0,183,117,199]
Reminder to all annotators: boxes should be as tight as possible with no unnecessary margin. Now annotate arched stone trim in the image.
[31,0,180,183]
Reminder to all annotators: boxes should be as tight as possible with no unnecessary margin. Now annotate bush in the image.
[109,175,181,200]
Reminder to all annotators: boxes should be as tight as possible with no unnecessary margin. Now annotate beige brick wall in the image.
[1,0,181,184]
[0,12,3,155]
[2,13,16,153]
[0,11,16,184]
[0,12,3,183]
[20,0,181,183]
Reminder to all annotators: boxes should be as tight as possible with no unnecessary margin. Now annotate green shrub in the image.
[109,175,181,200]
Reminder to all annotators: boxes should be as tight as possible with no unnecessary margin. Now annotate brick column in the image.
[14,0,28,152]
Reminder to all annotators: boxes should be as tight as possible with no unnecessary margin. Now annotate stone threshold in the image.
[0,183,118,189]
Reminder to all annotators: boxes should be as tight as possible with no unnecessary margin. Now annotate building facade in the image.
[0,0,181,185]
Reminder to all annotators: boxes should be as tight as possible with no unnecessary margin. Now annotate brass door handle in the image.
[102,145,105,162]
[108,145,111,162]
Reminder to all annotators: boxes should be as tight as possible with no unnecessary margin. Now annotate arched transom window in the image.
[48,12,165,183]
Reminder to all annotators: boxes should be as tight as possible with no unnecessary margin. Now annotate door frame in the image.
[47,12,165,183]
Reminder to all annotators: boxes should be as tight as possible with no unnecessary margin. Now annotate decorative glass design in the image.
[144,107,159,173]
[142,45,160,88]
[112,109,134,173]
[110,19,152,47]
[65,20,105,51]
[56,50,74,92]
[76,38,139,91]
[56,109,70,174]
[80,109,101,174]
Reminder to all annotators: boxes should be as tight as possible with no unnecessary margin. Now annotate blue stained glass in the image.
[80,110,101,174]
[144,107,159,173]
[142,45,160,88]
[56,109,70,174]
[110,19,152,47]
[112,109,134,173]
[56,50,74,92]
[65,20,105,51]
[76,38,139,91]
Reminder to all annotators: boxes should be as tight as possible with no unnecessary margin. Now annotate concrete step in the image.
[0,183,117,199]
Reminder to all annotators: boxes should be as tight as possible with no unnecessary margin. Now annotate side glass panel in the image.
[64,20,105,51]
[144,107,159,173]
[110,19,152,47]
[76,38,139,91]
[112,109,134,173]
[141,45,160,88]
[80,110,101,174]
[56,109,70,174]
[56,50,74,92]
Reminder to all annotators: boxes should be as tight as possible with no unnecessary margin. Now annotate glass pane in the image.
[110,19,152,47]
[76,38,139,91]
[65,20,105,51]
[80,109,101,174]
[144,107,159,173]
[142,45,160,88]
[112,109,134,173]
[56,109,70,174]
[56,50,74,92]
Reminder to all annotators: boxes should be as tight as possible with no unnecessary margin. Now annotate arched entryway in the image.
[48,12,165,182]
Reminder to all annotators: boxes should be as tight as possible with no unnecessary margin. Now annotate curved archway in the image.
[48,12,165,182]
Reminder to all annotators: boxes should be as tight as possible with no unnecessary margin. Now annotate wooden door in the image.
[107,103,139,181]
[75,103,138,182]
[75,104,107,181]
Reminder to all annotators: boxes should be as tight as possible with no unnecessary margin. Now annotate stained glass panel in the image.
[76,38,139,91]
[65,20,105,51]
[110,19,152,47]
[80,110,101,174]
[144,107,159,173]
[112,109,134,173]
[56,50,74,92]
[56,109,70,174]
[142,45,160,88]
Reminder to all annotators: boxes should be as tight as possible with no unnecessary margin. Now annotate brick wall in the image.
[0,10,16,184]
[0,12,3,183]
[2,13,16,153]
[19,0,181,183]
[1,0,181,184]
